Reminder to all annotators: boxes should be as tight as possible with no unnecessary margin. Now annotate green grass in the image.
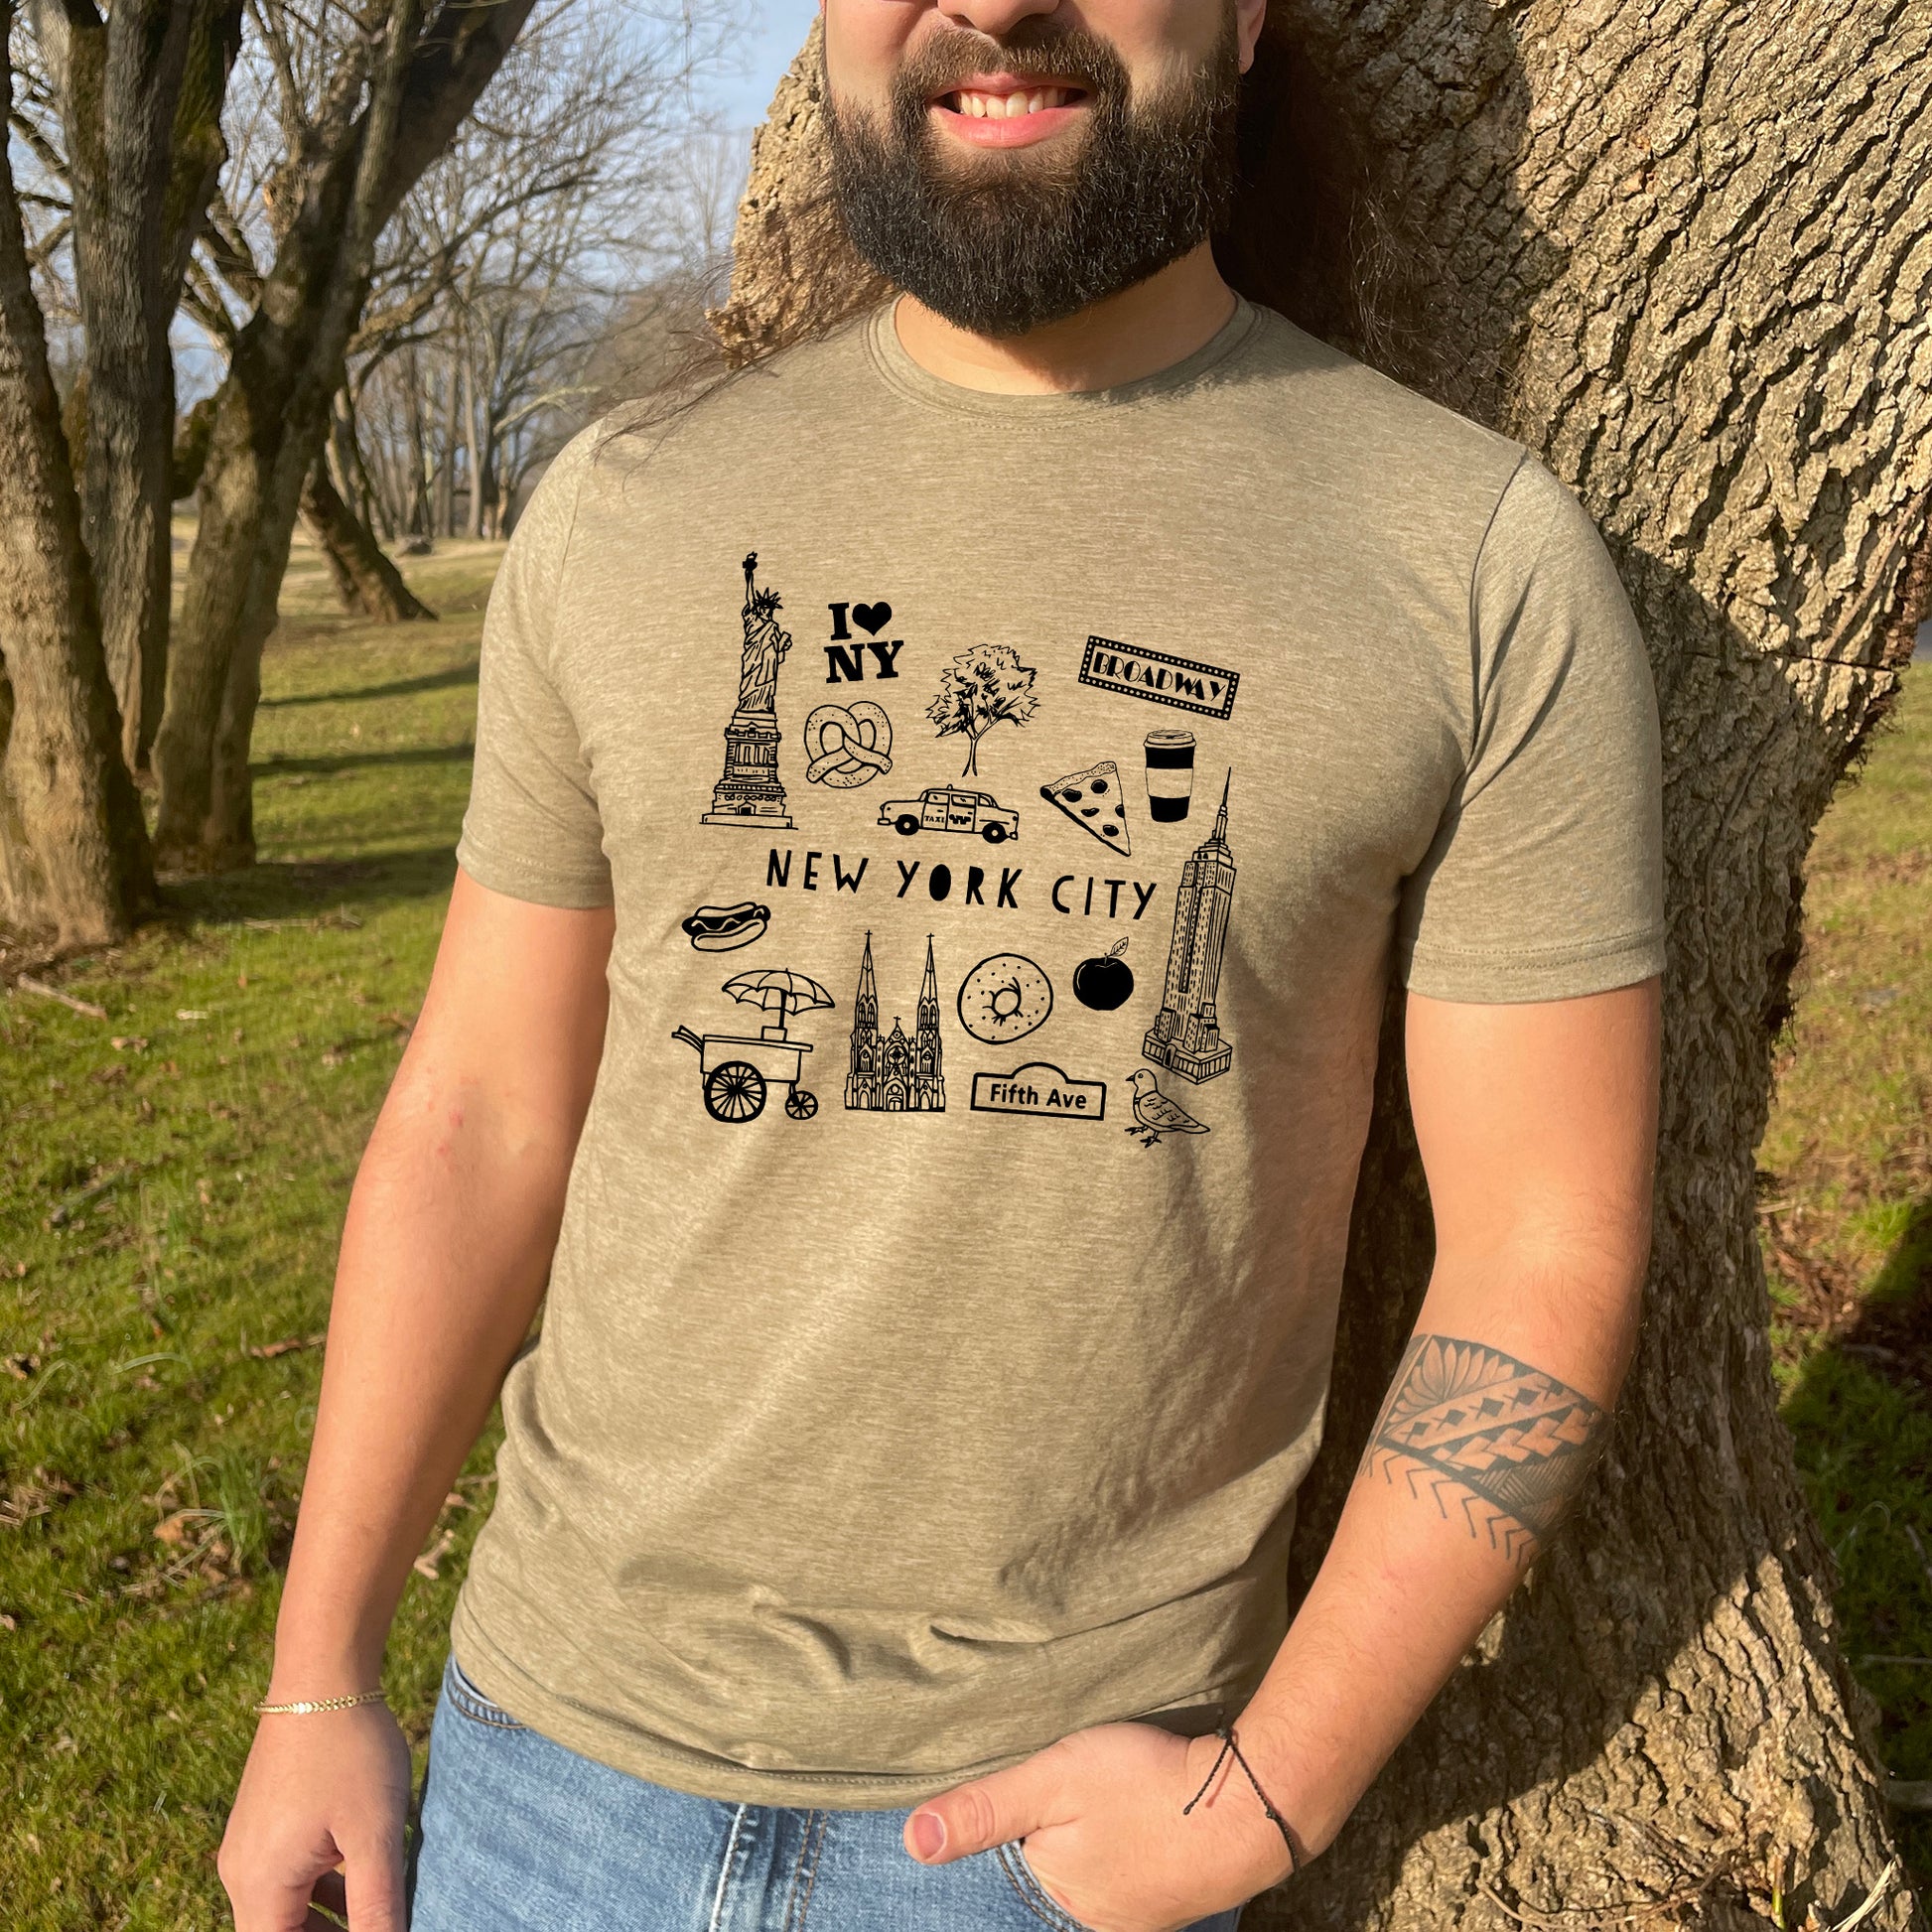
[2,536,1925,1921]
[2,531,502,1928]
[1764,666,1932,1895]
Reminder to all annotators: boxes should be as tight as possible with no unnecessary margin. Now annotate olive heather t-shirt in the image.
[448,296,1666,1806]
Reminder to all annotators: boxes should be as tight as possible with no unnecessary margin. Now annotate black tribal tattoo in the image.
[1357,1334,1608,1566]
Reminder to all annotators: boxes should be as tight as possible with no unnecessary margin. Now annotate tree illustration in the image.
[924,644,1038,778]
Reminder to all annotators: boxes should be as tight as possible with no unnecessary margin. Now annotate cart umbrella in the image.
[721,968,835,1038]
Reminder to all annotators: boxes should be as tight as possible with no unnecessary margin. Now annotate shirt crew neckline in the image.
[864,292,1266,420]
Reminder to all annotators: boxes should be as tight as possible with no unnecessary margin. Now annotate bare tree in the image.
[150,0,543,875]
[719,13,1931,1931]
[0,4,154,944]
[337,6,726,559]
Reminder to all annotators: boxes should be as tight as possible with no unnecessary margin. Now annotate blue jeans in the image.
[409,1656,1247,1931]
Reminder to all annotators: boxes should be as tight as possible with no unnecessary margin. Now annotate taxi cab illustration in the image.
[879,785,1021,843]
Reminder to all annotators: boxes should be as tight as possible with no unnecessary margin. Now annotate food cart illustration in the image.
[673,968,834,1122]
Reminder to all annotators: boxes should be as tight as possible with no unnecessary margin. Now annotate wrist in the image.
[1178,1727,1302,1894]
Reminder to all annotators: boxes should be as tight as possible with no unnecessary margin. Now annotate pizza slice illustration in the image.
[1040,759,1131,855]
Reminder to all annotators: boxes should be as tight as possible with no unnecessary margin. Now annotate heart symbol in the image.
[852,602,893,636]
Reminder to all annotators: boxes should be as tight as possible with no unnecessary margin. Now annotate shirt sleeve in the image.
[454,431,615,909]
[1394,453,1666,1002]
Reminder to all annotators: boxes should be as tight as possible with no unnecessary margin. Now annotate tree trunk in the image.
[151,0,538,874]
[0,13,154,946]
[300,457,436,621]
[463,346,486,540]
[721,12,1930,1930]
[50,0,242,781]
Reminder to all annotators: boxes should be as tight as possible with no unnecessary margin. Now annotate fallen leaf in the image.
[3,1353,38,1380]
[153,1510,197,1546]
[412,1530,457,1581]
[248,1333,326,1360]
[176,1009,208,1022]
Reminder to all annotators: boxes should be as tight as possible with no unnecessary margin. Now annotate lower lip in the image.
[928,99,1087,149]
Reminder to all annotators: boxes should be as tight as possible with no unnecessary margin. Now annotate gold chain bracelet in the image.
[254,1690,388,1717]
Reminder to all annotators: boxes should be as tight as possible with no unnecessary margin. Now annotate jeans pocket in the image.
[442,1653,529,1731]
[995,1840,1104,1932]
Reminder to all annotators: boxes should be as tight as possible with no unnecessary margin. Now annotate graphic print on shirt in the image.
[845,932,946,1112]
[1142,772,1236,1083]
[955,953,1052,1044]
[1039,758,1131,854]
[703,553,796,829]
[877,784,1022,844]
[1072,937,1134,1011]
[679,899,770,952]
[824,600,903,683]
[1125,1068,1210,1146]
[972,1061,1107,1121]
[672,968,834,1123]
[1078,635,1238,721]
[926,643,1038,778]
[1142,729,1195,820]
[803,701,895,787]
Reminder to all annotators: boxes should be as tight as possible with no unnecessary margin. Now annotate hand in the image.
[902,1721,1298,1932]
[219,1704,413,1930]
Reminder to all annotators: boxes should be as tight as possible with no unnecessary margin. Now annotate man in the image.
[219,0,1665,1922]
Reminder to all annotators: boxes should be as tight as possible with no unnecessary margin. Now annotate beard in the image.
[823,13,1242,339]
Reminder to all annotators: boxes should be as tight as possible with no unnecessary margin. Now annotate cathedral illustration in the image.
[846,933,946,1112]
[1144,772,1236,1083]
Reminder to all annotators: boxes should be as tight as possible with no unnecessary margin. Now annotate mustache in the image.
[889,25,1129,106]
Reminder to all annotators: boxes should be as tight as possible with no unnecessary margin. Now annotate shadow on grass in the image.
[156,846,458,927]
[259,661,479,710]
[252,742,475,778]
[1779,1191,1932,1890]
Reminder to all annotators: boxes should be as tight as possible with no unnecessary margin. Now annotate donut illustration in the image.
[956,953,1053,1045]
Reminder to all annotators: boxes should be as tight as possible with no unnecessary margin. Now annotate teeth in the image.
[951,86,1068,118]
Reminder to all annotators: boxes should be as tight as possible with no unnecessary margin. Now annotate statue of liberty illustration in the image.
[703,552,795,828]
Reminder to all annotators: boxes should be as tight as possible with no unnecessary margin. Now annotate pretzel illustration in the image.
[803,701,895,787]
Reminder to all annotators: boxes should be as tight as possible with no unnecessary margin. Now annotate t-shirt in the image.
[447,294,1665,1807]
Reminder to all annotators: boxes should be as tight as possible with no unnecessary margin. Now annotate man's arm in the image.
[905,978,1660,1932]
[219,870,614,1932]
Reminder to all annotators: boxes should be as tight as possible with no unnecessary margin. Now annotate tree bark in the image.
[300,457,436,621]
[0,11,154,946]
[151,0,538,874]
[46,0,242,780]
[721,11,1930,1930]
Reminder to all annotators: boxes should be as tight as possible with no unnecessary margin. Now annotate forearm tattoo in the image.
[1356,1333,1608,1566]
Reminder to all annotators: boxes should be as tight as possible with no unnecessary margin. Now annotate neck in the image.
[891,244,1238,395]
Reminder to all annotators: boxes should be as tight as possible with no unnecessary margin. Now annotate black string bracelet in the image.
[1179,1723,1300,1876]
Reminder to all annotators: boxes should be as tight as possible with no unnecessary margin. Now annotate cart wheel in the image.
[704,1060,765,1122]
[785,1088,818,1121]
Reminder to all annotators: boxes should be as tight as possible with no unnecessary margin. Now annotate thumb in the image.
[905,1751,1066,1864]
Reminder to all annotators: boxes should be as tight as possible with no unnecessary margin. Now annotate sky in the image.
[707,0,824,136]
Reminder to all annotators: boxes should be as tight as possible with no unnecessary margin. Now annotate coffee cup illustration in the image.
[1144,729,1195,821]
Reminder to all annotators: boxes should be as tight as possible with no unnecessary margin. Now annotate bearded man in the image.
[218,0,1665,1926]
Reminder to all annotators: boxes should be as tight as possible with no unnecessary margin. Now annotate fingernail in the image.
[910,1811,946,1860]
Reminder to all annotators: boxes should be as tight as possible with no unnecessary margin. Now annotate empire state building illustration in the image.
[702,552,794,828]
[1143,772,1235,1083]
[846,932,946,1112]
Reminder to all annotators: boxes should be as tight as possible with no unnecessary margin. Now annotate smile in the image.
[926,72,1090,146]
[936,84,1082,118]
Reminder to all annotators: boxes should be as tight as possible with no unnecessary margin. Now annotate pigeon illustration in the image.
[1126,1068,1210,1148]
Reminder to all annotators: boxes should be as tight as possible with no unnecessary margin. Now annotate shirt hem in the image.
[449,1594,1255,1811]
[1397,928,1667,1003]
[454,836,615,910]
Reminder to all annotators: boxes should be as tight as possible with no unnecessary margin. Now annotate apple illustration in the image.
[1072,937,1134,1012]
